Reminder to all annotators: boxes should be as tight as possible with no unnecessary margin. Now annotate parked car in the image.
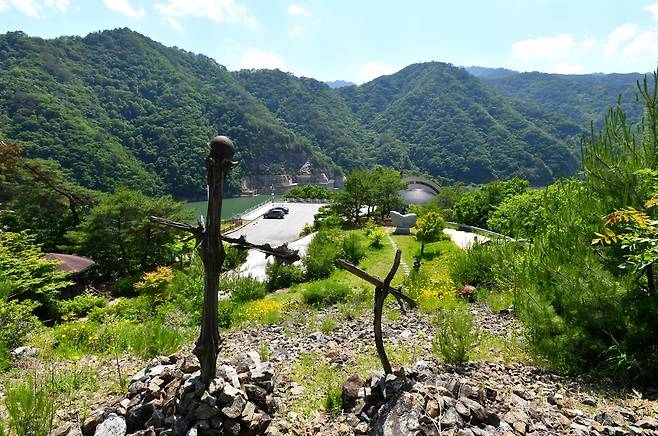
[263,208,285,219]
[272,204,289,214]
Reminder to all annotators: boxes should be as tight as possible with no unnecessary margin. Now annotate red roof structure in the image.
[43,253,95,273]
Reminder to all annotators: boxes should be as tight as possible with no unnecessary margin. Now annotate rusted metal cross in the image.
[336,250,416,374]
[150,136,299,384]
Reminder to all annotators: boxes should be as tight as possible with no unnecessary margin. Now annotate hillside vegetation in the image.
[0,29,640,197]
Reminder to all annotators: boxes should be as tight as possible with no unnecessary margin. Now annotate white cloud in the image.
[103,0,144,18]
[646,2,658,22]
[287,4,310,16]
[604,24,638,58]
[164,16,182,31]
[621,29,658,59]
[3,0,68,17]
[288,24,304,39]
[0,0,7,11]
[512,33,576,61]
[580,37,596,51]
[154,0,257,29]
[359,61,396,83]
[238,48,288,70]
[548,62,584,74]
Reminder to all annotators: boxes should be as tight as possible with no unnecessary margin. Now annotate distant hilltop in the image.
[324,80,356,89]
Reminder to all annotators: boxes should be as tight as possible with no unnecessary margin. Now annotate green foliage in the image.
[320,316,337,334]
[486,189,549,237]
[453,178,529,228]
[223,244,248,271]
[224,274,267,304]
[432,299,480,364]
[333,167,405,221]
[67,188,191,275]
[112,274,141,297]
[0,231,71,319]
[4,374,56,436]
[340,233,366,264]
[134,266,175,303]
[415,211,446,256]
[364,222,386,248]
[324,385,342,416]
[283,185,334,200]
[58,293,107,321]
[0,299,42,361]
[266,261,304,291]
[303,230,341,280]
[302,280,351,307]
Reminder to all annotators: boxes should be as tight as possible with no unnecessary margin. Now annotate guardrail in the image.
[230,200,273,220]
[283,198,332,204]
[445,221,519,241]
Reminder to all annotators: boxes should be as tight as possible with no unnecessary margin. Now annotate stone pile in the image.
[84,352,280,436]
[339,360,658,436]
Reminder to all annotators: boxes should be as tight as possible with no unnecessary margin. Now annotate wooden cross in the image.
[336,250,416,374]
[150,136,299,384]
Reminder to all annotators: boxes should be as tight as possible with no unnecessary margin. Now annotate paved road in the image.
[443,228,490,249]
[226,202,326,246]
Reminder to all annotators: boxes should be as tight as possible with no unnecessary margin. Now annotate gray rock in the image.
[250,362,275,382]
[222,395,246,419]
[373,392,424,435]
[11,346,38,359]
[94,413,126,436]
[219,383,241,403]
[390,211,418,229]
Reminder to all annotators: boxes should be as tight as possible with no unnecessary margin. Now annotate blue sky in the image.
[1,0,657,83]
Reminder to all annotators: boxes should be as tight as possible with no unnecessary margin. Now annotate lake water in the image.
[184,195,280,221]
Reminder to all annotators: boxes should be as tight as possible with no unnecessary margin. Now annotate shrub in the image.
[303,281,351,307]
[4,374,56,436]
[0,299,41,355]
[266,261,305,291]
[112,274,141,297]
[134,266,175,302]
[340,233,366,264]
[320,317,337,334]
[324,384,342,416]
[58,293,107,321]
[415,211,447,256]
[224,244,248,271]
[224,275,267,303]
[218,299,237,329]
[432,299,479,364]
[303,230,341,280]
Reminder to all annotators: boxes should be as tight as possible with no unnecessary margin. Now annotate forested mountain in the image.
[325,80,356,89]
[470,67,646,127]
[0,29,331,198]
[0,29,642,197]
[236,69,377,171]
[338,62,582,184]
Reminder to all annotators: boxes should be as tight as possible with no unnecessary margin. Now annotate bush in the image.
[224,244,248,271]
[303,230,341,280]
[224,274,267,304]
[112,274,141,297]
[303,280,351,307]
[134,266,175,303]
[4,374,56,436]
[0,299,41,355]
[266,261,304,291]
[58,293,107,321]
[218,299,237,329]
[432,299,479,364]
[340,233,366,264]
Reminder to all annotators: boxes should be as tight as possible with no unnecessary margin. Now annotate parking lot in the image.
[225,202,326,246]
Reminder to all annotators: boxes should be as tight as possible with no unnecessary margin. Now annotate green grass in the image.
[390,231,460,282]
[471,332,532,365]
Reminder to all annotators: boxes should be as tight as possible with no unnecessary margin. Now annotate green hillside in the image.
[1,29,641,195]
[0,29,331,198]
[338,62,582,184]
[473,68,645,127]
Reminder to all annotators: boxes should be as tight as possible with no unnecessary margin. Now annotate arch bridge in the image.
[402,176,441,195]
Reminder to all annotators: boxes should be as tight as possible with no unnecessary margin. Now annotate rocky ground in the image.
[48,300,658,435]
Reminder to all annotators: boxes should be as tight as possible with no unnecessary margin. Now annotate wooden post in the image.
[336,250,416,374]
[150,135,300,385]
[193,135,235,384]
